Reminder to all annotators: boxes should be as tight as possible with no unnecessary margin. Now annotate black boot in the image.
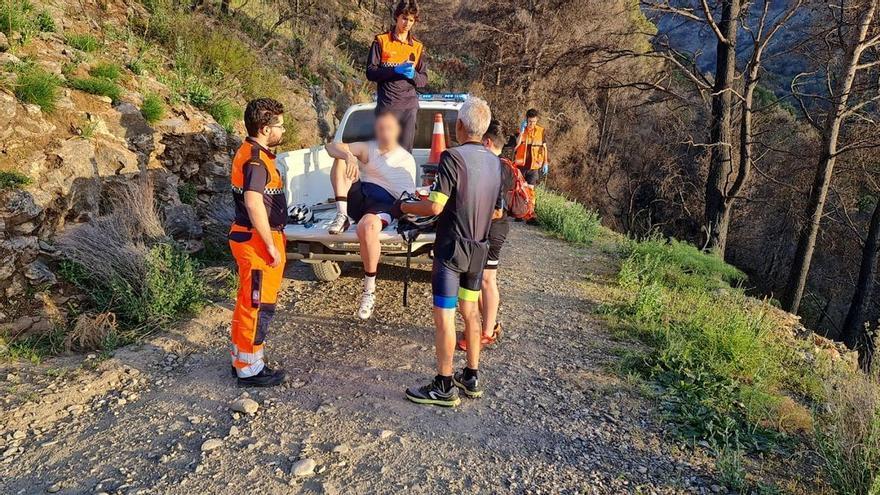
[237,365,286,388]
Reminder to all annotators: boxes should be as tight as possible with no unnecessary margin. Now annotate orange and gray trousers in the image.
[228,223,286,378]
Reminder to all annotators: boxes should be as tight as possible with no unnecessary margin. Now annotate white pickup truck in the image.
[275,94,465,281]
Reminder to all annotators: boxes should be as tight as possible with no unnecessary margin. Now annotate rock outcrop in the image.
[0,0,350,336]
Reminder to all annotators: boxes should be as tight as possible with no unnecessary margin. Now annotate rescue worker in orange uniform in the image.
[514,108,549,186]
[366,0,427,152]
[228,98,288,387]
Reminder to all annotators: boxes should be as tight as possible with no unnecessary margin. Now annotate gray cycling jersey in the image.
[428,142,503,269]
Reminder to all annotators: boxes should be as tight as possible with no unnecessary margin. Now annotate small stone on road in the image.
[291,458,316,477]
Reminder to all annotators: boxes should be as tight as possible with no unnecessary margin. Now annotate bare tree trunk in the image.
[704,0,740,256]
[783,1,878,313]
[842,198,880,368]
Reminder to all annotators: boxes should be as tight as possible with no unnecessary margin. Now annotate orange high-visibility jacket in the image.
[514,124,548,170]
[230,138,287,230]
[376,31,425,68]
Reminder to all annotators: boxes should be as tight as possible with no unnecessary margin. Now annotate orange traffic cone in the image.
[422,113,447,186]
[428,113,447,164]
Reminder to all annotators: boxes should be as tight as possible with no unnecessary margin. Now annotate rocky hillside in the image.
[0,0,373,340]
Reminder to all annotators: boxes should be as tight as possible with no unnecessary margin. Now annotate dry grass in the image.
[815,370,880,494]
[64,313,117,351]
[57,178,164,290]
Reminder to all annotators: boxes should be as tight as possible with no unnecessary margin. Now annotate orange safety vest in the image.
[376,31,424,68]
[514,124,547,170]
[231,138,287,230]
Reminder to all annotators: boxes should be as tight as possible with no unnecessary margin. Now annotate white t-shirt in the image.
[359,141,417,198]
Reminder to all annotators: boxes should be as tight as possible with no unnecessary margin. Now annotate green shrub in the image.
[66,33,100,52]
[58,180,207,341]
[0,170,31,190]
[716,443,748,492]
[535,187,601,244]
[136,2,283,102]
[177,182,196,205]
[126,58,144,75]
[605,232,820,449]
[139,243,206,324]
[0,0,35,40]
[140,93,164,123]
[69,76,122,103]
[34,10,54,32]
[61,244,205,332]
[89,62,122,81]
[209,98,241,133]
[12,62,60,112]
[185,82,212,109]
[0,327,64,363]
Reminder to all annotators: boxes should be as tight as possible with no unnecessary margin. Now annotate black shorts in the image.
[520,168,540,186]
[485,220,509,270]
[347,182,395,225]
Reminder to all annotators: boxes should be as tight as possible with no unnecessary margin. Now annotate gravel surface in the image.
[0,224,733,494]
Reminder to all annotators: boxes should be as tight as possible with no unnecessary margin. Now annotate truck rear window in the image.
[340,109,459,149]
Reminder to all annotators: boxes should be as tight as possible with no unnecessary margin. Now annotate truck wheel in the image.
[312,261,342,282]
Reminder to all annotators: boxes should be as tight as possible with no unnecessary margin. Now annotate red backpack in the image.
[501,158,535,220]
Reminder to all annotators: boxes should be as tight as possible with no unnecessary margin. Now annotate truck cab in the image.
[275,94,465,281]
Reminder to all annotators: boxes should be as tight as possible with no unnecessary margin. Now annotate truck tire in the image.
[312,261,342,282]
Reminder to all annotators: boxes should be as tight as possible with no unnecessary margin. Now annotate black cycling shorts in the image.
[485,221,509,270]
[347,181,395,226]
[431,238,489,309]
[520,168,540,186]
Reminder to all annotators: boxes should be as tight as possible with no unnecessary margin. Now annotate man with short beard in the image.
[228,98,288,387]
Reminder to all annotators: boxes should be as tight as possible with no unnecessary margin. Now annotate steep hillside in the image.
[0,0,378,341]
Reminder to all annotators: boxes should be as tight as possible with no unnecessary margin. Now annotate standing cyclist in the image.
[399,97,502,407]
[457,120,512,352]
[228,98,288,387]
[366,0,427,152]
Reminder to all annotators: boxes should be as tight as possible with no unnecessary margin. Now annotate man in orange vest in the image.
[366,0,427,152]
[228,98,288,387]
[514,108,549,186]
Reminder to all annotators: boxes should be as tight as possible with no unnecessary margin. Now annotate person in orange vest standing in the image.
[514,108,549,187]
[366,0,427,153]
[228,98,288,387]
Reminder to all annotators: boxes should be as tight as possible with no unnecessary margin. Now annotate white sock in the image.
[364,273,377,293]
[336,199,347,216]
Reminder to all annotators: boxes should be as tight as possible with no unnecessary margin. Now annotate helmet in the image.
[288,204,313,224]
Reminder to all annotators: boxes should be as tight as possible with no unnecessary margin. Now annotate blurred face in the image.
[375,114,401,149]
[261,115,286,147]
[527,116,538,129]
[396,14,416,35]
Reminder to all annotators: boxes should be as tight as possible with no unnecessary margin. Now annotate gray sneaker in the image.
[405,377,461,407]
[328,212,351,235]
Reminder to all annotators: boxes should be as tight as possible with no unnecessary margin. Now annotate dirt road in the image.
[0,224,722,494]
